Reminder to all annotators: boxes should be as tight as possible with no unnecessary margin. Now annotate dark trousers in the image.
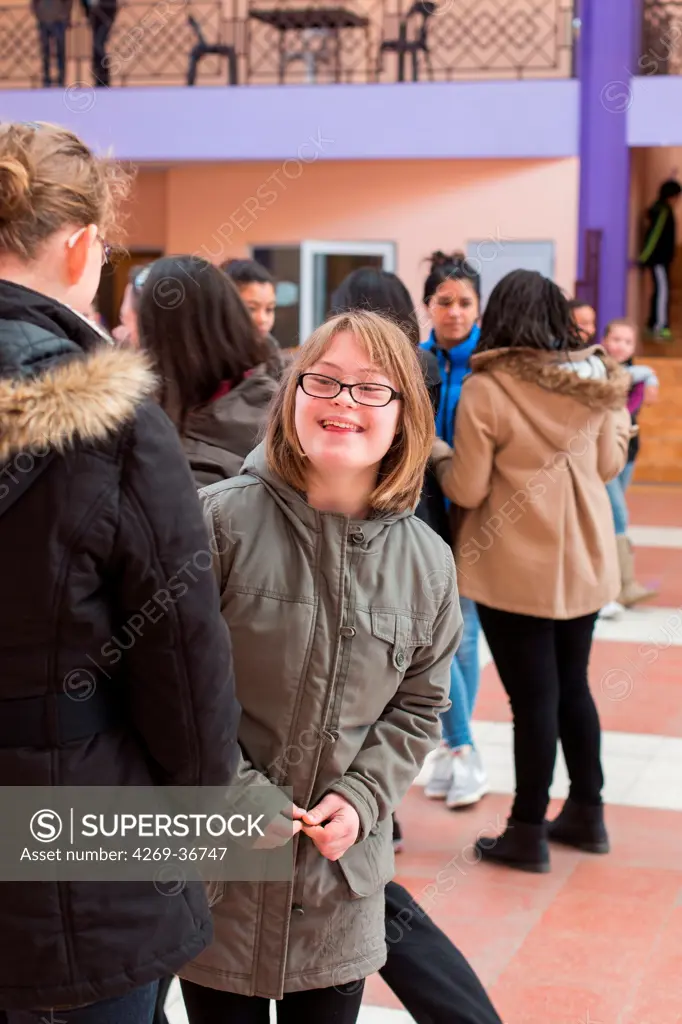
[476,604,603,825]
[91,10,115,85]
[38,20,67,86]
[181,978,364,1024]
[648,263,671,331]
[382,881,503,1024]
[5,982,158,1023]
[158,881,502,1024]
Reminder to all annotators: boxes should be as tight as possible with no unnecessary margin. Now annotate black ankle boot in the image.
[547,798,610,853]
[475,818,550,874]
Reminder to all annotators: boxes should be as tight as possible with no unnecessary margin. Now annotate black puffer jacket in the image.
[0,281,241,1011]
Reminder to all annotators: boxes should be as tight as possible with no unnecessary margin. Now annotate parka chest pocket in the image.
[370,610,433,671]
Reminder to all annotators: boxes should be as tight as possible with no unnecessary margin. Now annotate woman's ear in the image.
[65,224,97,287]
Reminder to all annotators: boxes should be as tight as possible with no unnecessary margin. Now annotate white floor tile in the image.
[595,605,682,646]
[629,525,682,549]
[414,721,682,813]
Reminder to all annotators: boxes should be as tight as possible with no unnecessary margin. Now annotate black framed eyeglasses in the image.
[298,373,402,408]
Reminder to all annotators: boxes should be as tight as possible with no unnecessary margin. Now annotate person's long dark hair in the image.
[330,266,421,346]
[137,255,267,427]
[476,269,584,354]
[422,250,481,304]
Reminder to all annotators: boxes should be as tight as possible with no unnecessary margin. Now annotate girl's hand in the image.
[252,803,307,849]
[644,382,659,404]
[300,793,360,861]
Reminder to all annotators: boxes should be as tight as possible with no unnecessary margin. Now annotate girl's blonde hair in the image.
[0,121,131,259]
[265,310,435,514]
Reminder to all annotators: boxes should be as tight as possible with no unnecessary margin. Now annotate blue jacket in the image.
[420,324,480,446]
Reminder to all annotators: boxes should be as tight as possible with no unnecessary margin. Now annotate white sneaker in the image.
[424,744,454,799]
[599,601,625,620]
[446,747,489,809]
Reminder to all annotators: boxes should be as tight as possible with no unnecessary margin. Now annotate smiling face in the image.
[294,330,402,479]
[573,303,596,343]
[427,277,480,348]
[603,323,636,363]
[238,281,276,338]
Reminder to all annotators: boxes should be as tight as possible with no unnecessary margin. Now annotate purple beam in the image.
[0,80,578,162]
[577,0,642,335]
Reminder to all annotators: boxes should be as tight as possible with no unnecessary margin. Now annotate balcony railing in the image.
[0,0,576,89]
[640,0,682,74]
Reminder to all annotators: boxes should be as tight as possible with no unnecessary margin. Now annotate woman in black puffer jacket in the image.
[0,121,240,1023]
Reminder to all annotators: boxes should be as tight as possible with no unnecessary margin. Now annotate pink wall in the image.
[125,157,579,330]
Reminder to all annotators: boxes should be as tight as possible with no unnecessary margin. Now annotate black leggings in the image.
[476,604,603,825]
[181,978,364,1024]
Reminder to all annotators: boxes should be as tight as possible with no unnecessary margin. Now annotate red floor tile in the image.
[633,546,682,607]
[475,639,682,736]
[628,484,682,527]
[364,795,682,1017]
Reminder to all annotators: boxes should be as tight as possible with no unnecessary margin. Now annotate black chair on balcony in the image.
[186,13,238,86]
[376,0,436,82]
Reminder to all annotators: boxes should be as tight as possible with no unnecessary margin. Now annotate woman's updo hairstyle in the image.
[0,121,130,261]
[422,249,481,304]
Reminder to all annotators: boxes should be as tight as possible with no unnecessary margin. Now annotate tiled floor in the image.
[167,485,682,1024]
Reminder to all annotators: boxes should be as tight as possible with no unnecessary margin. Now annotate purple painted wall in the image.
[577,0,640,333]
[0,80,579,162]
[629,76,682,147]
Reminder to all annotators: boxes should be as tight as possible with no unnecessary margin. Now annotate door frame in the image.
[299,240,397,341]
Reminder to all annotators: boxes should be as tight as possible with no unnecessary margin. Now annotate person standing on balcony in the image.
[80,0,117,85]
[639,178,682,341]
[420,251,489,812]
[31,0,71,88]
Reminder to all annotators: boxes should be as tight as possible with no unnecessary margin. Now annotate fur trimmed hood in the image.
[0,345,157,461]
[469,344,630,411]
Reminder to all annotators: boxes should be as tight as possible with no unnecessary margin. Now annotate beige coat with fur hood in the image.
[432,345,632,619]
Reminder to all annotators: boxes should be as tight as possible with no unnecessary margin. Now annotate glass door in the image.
[300,241,397,341]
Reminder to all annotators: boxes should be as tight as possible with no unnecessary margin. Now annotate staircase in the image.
[633,356,682,483]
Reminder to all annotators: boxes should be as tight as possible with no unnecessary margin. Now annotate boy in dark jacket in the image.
[639,178,681,339]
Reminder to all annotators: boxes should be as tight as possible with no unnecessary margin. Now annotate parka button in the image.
[395,651,406,667]
[340,626,356,638]
[292,904,305,915]
[350,530,365,544]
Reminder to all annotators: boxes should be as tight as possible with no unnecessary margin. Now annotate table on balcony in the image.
[248,6,370,83]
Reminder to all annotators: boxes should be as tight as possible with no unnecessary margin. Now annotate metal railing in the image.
[640,0,682,75]
[0,0,576,89]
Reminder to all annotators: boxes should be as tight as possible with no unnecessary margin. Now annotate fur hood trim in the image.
[0,346,158,461]
[469,346,630,410]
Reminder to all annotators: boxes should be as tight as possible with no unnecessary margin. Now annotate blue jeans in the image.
[606,461,635,537]
[441,596,480,749]
[6,981,159,1024]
